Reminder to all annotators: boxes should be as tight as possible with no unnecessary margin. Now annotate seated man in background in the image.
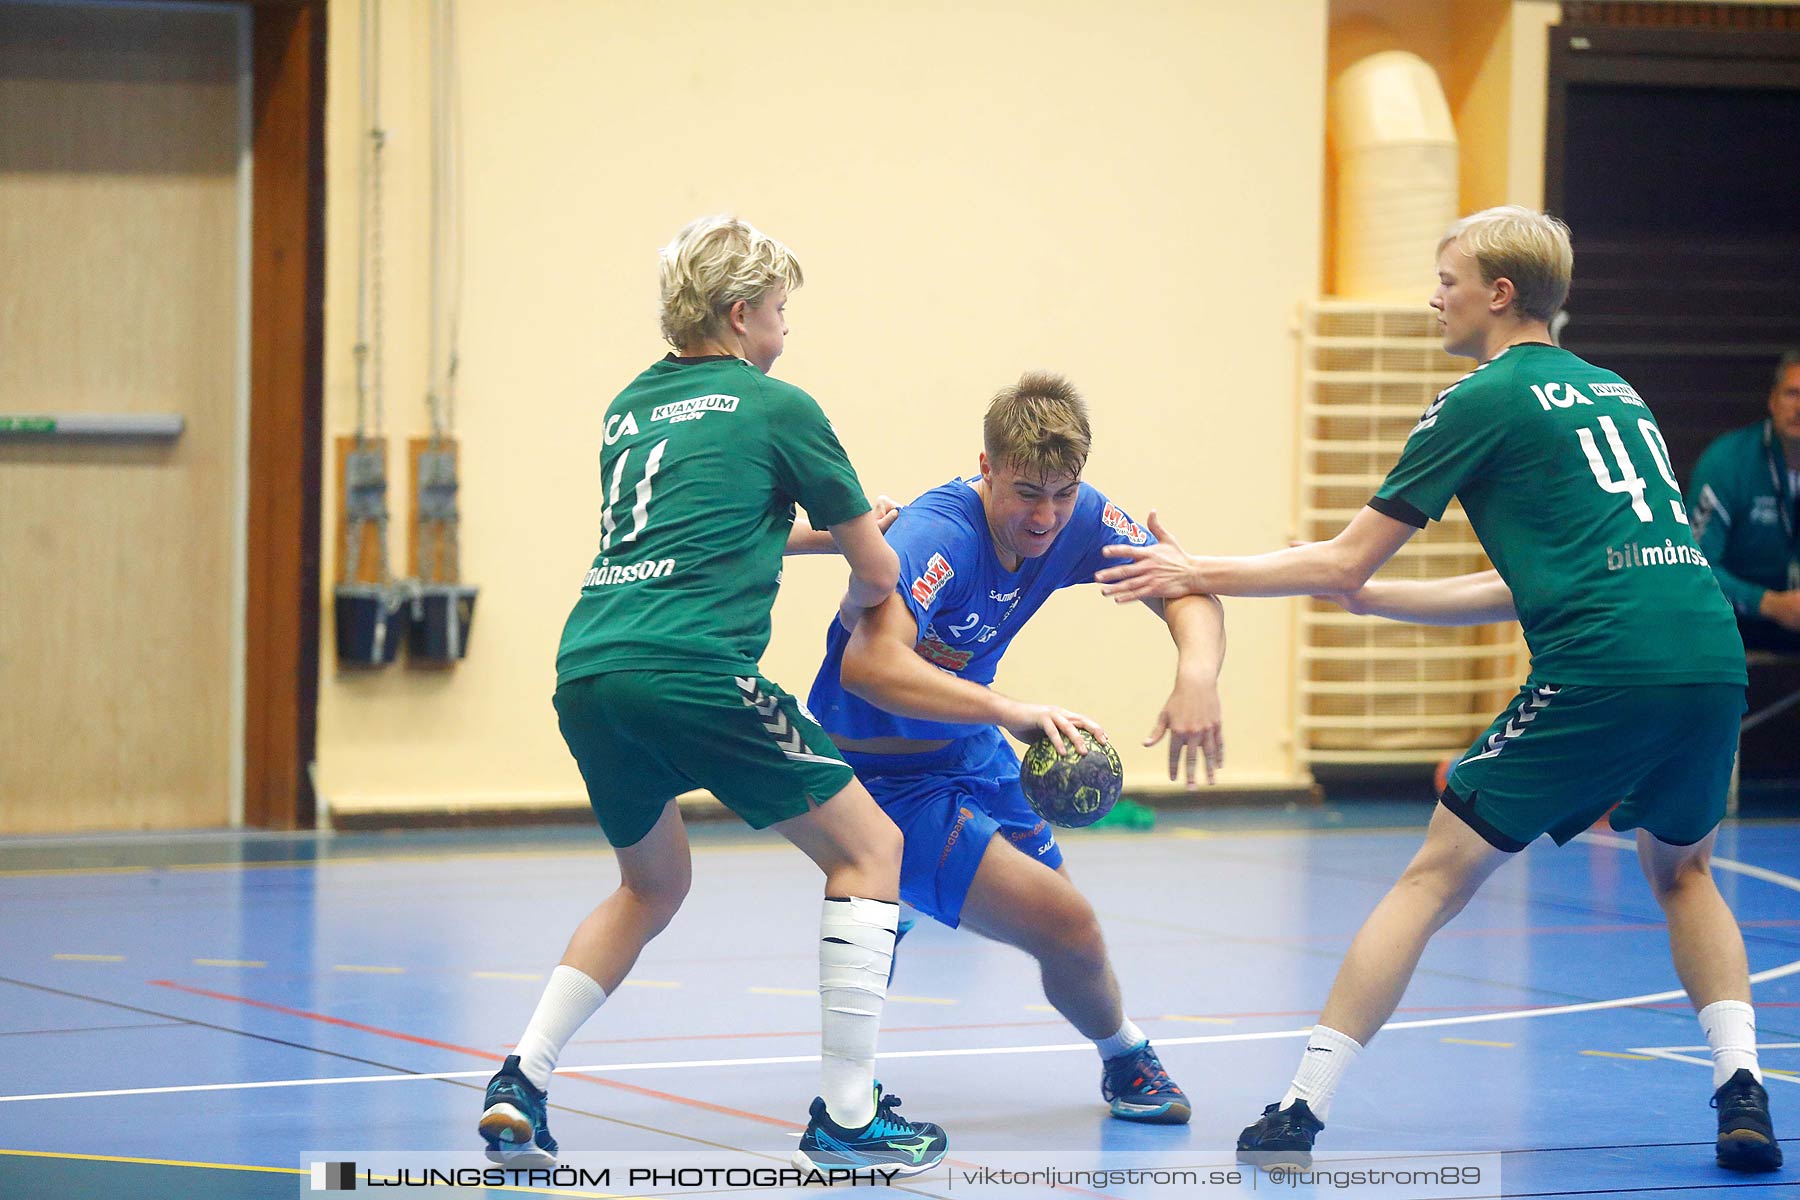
[1689,352,1800,654]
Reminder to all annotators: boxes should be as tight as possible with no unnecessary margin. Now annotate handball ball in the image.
[1020,730,1124,829]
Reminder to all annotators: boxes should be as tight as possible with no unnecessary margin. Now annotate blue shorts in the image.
[842,727,1062,928]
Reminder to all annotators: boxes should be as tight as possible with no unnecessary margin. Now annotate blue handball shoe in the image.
[1101,1042,1191,1124]
[478,1055,558,1166]
[794,1084,948,1176]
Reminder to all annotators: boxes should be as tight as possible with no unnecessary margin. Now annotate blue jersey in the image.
[807,476,1155,741]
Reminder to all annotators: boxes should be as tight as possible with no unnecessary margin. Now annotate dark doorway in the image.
[1546,26,1800,479]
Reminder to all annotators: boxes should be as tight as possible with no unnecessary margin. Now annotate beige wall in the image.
[317,0,1332,813]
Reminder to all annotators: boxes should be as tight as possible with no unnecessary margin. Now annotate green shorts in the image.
[1444,680,1745,852]
[554,670,856,848]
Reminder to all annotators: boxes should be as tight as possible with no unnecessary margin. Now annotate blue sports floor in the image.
[1,801,1795,1199]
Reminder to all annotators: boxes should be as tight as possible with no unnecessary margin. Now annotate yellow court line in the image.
[192,959,266,968]
[1026,1005,1057,1013]
[1768,1068,1798,1076]
[620,979,681,989]
[332,964,405,974]
[52,954,123,963]
[0,1149,625,1198]
[0,1148,301,1176]
[748,986,813,997]
[1440,1037,1514,1048]
[1581,1050,1655,1060]
[887,994,957,1006]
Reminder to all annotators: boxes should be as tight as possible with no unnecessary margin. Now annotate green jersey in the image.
[1372,343,1745,687]
[556,356,870,683]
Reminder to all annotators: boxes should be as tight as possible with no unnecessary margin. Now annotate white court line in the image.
[1625,1043,1800,1085]
[4,835,1796,1106]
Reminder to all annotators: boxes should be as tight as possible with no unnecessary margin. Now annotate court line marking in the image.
[1625,1041,1800,1086]
[52,954,124,963]
[0,1149,628,1198]
[3,838,1794,1107]
[0,1147,301,1175]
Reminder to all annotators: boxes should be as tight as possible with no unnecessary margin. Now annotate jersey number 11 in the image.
[601,438,670,553]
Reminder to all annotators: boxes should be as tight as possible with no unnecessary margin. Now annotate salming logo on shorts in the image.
[735,677,841,766]
[1464,683,1561,763]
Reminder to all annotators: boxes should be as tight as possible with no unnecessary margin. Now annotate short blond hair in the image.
[983,372,1091,481]
[658,216,803,350]
[1438,205,1573,323]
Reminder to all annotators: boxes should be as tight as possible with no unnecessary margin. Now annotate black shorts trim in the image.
[1367,495,1429,529]
[1440,785,1529,853]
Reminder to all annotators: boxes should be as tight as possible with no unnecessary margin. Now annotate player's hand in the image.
[873,495,903,533]
[1760,589,1800,632]
[996,699,1105,756]
[1096,510,1201,603]
[1146,680,1224,788]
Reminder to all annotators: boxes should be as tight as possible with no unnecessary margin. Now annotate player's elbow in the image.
[848,544,901,600]
[1321,549,1374,595]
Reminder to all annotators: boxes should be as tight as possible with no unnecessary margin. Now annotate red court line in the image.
[149,979,801,1130]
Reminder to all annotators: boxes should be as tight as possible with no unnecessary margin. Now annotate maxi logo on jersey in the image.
[1101,503,1149,545]
[910,553,954,605]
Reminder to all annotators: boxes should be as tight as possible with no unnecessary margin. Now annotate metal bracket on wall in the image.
[0,413,184,438]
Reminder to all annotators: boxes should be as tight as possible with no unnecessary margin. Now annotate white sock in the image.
[1095,1017,1147,1060]
[1280,1024,1362,1122]
[819,895,897,1129]
[1698,1000,1761,1087]
[514,965,609,1092]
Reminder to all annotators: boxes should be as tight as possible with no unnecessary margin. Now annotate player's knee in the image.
[1642,850,1713,904]
[1396,860,1480,920]
[855,816,904,875]
[621,871,689,929]
[1031,890,1106,968]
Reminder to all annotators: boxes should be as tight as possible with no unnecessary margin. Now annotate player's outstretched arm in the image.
[840,594,1103,754]
[788,496,902,555]
[1095,507,1416,602]
[1140,593,1225,787]
[828,510,901,612]
[1321,570,1515,626]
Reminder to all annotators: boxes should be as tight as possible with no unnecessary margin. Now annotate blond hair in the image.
[658,216,803,350]
[983,372,1091,481]
[1438,205,1573,323]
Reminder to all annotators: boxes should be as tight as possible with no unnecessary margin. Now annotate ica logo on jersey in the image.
[604,411,639,445]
